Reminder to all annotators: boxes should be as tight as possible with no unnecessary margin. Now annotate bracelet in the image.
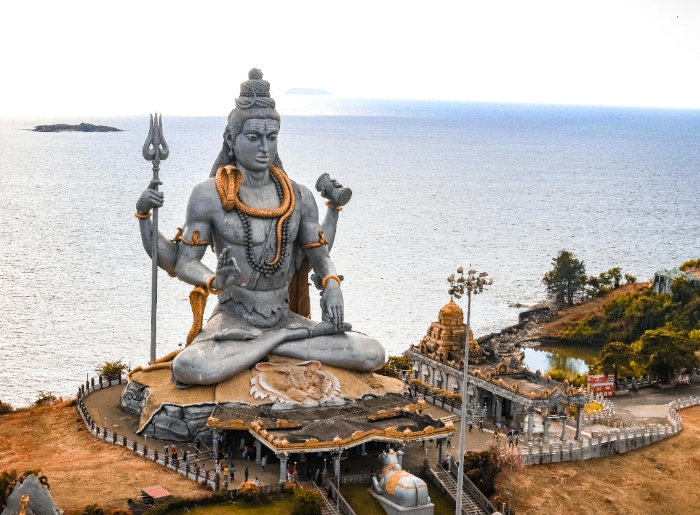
[207,275,222,295]
[302,231,329,249]
[135,211,152,219]
[321,275,342,289]
[325,201,343,212]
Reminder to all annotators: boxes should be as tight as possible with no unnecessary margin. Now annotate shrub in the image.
[380,355,413,378]
[680,259,700,271]
[463,450,500,497]
[284,481,298,492]
[65,398,77,407]
[33,391,57,407]
[96,360,128,379]
[292,488,324,515]
[624,274,637,285]
[81,505,104,515]
[111,511,130,515]
[546,368,587,387]
[0,401,12,415]
[238,480,260,501]
[142,492,227,515]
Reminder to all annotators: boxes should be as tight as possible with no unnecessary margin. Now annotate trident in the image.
[142,113,169,365]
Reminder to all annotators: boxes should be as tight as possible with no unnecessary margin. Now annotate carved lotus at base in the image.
[249,360,341,406]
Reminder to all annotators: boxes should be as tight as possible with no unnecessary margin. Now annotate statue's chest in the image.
[216,197,301,246]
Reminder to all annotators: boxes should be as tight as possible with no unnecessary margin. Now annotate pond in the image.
[522,345,600,375]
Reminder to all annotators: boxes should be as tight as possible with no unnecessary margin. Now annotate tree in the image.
[597,341,634,388]
[607,267,622,289]
[542,250,587,307]
[598,271,613,289]
[292,488,324,515]
[632,327,699,383]
[671,277,696,305]
[624,274,637,285]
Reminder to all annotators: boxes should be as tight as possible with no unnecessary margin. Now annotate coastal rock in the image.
[183,405,215,419]
[153,413,190,441]
[162,404,184,419]
[1,474,59,515]
[32,122,121,132]
[120,380,149,417]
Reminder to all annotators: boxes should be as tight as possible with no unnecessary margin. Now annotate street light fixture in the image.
[449,267,493,515]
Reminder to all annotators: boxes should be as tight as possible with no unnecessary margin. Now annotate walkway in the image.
[432,466,489,515]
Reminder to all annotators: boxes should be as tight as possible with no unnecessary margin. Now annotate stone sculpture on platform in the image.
[133,68,385,387]
[371,450,434,515]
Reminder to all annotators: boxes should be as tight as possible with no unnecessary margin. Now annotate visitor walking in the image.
[315,467,320,483]
[253,477,260,486]
[224,465,229,484]
[508,434,514,447]
[245,466,249,482]
[261,455,267,470]
[230,464,235,481]
[216,461,221,476]
[469,420,473,432]
[479,419,483,432]
[515,435,519,447]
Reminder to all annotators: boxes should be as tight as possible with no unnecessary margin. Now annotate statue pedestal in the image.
[371,490,434,515]
[120,356,406,443]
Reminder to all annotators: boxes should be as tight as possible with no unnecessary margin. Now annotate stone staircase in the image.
[305,480,337,515]
[433,467,490,515]
[441,414,461,423]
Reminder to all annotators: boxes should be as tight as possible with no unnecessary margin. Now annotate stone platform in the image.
[120,356,406,443]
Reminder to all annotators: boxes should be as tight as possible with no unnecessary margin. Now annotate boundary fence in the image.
[521,396,698,465]
[76,373,220,490]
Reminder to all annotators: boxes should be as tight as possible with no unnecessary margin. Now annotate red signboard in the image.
[588,374,615,397]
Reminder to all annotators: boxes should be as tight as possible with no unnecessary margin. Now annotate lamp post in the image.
[449,267,493,515]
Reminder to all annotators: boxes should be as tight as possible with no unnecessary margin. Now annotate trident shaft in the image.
[142,113,169,365]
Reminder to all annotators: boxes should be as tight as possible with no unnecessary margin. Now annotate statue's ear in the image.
[256,362,279,372]
[299,361,321,371]
[224,130,235,149]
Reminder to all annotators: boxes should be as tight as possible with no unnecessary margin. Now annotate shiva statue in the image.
[134,69,385,387]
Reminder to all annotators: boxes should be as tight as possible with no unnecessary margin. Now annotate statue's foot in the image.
[171,374,193,390]
[213,327,264,341]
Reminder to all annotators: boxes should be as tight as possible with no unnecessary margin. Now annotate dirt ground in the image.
[501,405,700,515]
[0,401,207,513]
[537,283,646,338]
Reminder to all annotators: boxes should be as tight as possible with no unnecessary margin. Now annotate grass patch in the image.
[584,401,604,414]
[166,494,294,515]
[340,477,458,515]
[340,483,385,515]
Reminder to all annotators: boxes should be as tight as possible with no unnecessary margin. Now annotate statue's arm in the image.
[297,185,340,281]
[135,180,178,277]
[297,185,344,327]
[173,183,216,286]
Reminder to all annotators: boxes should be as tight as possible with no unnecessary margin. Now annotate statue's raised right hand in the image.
[212,247,240,291]
[136,179,164,215]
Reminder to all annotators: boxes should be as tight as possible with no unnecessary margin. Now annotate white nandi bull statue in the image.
[372,450,432,513]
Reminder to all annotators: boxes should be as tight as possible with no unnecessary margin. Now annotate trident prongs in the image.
[142,112,169,163]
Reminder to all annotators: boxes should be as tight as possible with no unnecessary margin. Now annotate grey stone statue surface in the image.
[135,69,384,386]
[371,450,433,515]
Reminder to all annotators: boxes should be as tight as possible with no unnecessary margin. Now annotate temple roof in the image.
[439,299,464,325]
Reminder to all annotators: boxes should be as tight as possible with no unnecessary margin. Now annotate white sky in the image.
[1,0,699,115]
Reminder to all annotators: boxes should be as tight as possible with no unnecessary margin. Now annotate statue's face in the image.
[228,118,279,173]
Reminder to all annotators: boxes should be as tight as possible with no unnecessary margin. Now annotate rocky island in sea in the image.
[32,123,121,132]
[285,87,331,95]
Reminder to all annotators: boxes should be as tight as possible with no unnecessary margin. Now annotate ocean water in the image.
[1,97,699,406]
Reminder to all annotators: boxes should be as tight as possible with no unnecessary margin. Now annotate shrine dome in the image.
[438,299,464,326]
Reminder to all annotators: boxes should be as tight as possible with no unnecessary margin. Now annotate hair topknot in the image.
[248,68,263,80]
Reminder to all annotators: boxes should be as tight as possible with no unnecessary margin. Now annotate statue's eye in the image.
[247,135,258,141]
[269,134,277,141]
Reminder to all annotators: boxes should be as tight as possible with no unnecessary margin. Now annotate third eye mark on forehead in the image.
[248,120,280,132]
